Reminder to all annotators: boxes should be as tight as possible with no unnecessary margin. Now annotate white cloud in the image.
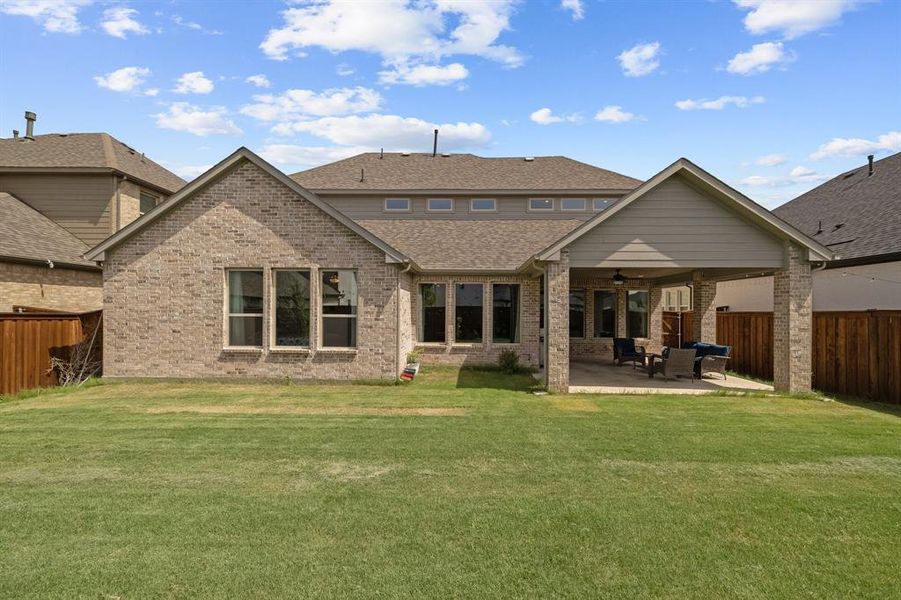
[274,114,491,150]
[755,153,786,166]
[153,103,242,136]
[144,87,159,97]
[0,0,91,34]
[594,105,639,123]
[810,131,901,160]
[379,62,469,86]
[561,0,584,20]
[738,167,828,188]
[94,66,152,93]
[734,0,865,39]
[727,41,792,75]
[675,95,765,110]
[617,42,661,77]
[100,7,149,39]
[163,163,214,180]
[246,74,271,88]
[259,144,373,169]
[241,87,383,124]
[529,107,581,125]
[171,14,223,35]
[174,71,215,95]
[336,63,355,77]
[789,165,815,177]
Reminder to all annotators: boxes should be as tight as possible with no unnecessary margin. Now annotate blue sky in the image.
[1,0,899,207]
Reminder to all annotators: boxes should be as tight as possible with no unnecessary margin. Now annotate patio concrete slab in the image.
[568,360,773,395]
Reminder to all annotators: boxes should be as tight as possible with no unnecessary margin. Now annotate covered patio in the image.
[568,360,772,395]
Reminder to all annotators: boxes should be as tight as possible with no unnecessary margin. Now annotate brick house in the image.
[86,147,832,393]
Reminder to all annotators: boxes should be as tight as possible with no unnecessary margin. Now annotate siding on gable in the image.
[566,175,786,268]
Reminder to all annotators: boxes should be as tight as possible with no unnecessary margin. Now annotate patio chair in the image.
[613,337,645,368]
[683,342,731,379]
[650,348,696,381]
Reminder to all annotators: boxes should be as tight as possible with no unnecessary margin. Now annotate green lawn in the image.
[1,368,899,599]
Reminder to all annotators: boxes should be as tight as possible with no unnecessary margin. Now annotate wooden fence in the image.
[662,310,901,404]
[0,310,102,396]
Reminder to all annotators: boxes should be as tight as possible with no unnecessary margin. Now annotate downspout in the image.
[396,261,413,378]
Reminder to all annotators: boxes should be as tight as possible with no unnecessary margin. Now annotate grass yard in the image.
[1,368,900,599]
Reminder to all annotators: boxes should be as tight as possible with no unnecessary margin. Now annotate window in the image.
[321,270,357,347]
[593,198,613,212]
[529,198,554,211]
[139,192,157,216]
[427,198,453,212]
[384,198,410,212]
[274,270,311,347]
[419,283,446,342]
[627,290,649,338]
[561,198,587,211]
[593,290,616,338]
[227,270,263,347]
[679,289,691,312]
[569,290,585,338]
[454,283,483,342]
[471,198,496,212]
[492,284,519,343]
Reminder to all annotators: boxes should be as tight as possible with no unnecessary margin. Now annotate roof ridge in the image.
[100,133,118,171]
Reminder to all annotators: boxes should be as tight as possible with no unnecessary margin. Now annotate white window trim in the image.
[470,198,497,212]
[561,198,587,212]
[225,268,265,350]
[426,198,454,212]
[319,269,358,350]
[270,268,312,350]
[491,282,522,345]
[384,197,411,212]
[528,197,555,212]
[593,198,613,212]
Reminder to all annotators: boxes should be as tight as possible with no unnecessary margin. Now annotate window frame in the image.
[569,288,586,339]
[453,282,484,344]
[560,198,587,212]
[384,197,411,212]
[491,283,521,344]
[225,268,265,349]
[319,269,359,349]
[139,191,158,216]
[470,198,497,212]
[528,197,554,212]
[592,289,617,338]
[627,289,650,339]
[427,198,454,212]
[593,198,613,212]
[270,269,312,350]
[418,282,447,344]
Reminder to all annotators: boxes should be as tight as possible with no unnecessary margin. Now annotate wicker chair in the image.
[613,337,645,368]
[651,348,697,381]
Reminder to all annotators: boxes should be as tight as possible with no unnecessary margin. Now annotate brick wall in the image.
[103,159,405,381]
[546,251,570,393]
[117,180,142,230]
[773,242,813,392]
[0,261,102,312]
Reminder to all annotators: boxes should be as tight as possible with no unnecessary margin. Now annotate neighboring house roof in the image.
[290,152,642,192]
[86,147,413,266]
[0,192,97,269]
[773,152,901,263]
[356,219,584,272]
[0,133,186,193]
[535,158,834,266]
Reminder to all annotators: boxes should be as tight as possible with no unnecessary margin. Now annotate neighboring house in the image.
[0,111,185,312]
[86,147,831,393]
[717,152,901,311]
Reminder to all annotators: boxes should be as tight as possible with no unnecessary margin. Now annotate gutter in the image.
[396,261,413,378]
[0,254,101,272]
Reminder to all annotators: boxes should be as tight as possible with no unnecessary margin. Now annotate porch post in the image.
[546,250,570,393]
[691,271,717,343]
[773,242,813,393]
[615,288,627,337]
[649,286,663,352]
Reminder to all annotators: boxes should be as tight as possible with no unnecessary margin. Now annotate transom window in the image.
[492,284,519,343]
[561,198,587,211]
[593,290,616,338]
[274,270,311,347]
[471,198,496,212]
[227,270,264,347]
[529,198,554,211]
[384,198,410,212]
[569,289,585,338]
[455,283,483,343]
[419,283,446,342]
[593,198,613,212]
[139,192,157,216]
[321,270,358,347]
[627,290,649,338]
[427,198,453,212]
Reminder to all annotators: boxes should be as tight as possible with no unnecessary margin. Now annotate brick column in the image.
[692,272,717,343]
[773,242,812,393]
[546,250,570,393]
[615,287,627,337]
[648,286,663,352]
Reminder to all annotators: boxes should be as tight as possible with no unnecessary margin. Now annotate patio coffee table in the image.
[641,353,664,378]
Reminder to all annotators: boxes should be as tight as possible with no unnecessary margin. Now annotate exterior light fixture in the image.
[612,269,625,286]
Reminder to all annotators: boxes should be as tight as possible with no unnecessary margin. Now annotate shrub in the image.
[406,350,422,365]
[498,349,520,374]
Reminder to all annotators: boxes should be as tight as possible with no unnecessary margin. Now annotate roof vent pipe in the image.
[868,154,874,176]
[379,147,383,159]
[12,130,19,139]
[432,129,438,157]
[24,111,36,139]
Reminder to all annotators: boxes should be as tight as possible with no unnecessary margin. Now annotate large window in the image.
[455,283,483,342]
[492,284,519,343]
[593,290,616,338]
[274,270,310,347]
[227,270,264,347]
[139,192,157,216]
[627,290,649,338]
[419,283,446,342]
[321,270,357,347]
[569,290,585,338]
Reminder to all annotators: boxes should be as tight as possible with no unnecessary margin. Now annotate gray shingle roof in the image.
[0,193,96,268]
[0,133,186,193]
[774,152,901,261]
[356,218,584,271]
[292,153,641,191]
